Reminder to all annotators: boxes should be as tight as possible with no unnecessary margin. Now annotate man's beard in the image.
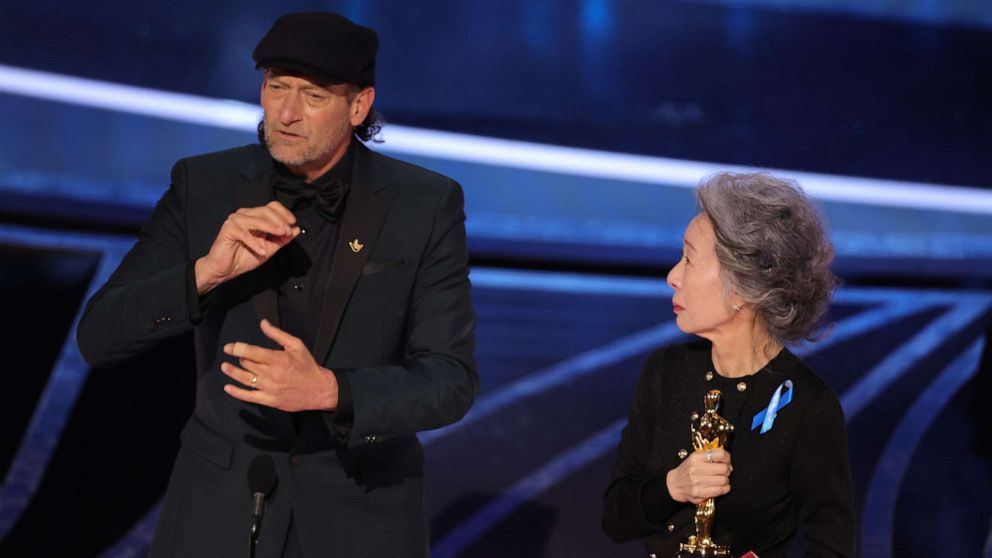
[265,127,320,167]
[262,119,349,169]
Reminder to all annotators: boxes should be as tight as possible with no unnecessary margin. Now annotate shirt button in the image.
[737,381,747,392]
[292,283,304,292]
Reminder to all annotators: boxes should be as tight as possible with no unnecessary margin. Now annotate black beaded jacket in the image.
[603,341,856,557]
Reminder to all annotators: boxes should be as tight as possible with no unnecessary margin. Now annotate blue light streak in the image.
[2,63,990,215]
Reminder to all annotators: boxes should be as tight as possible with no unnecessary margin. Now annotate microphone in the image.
[247,454,278,546]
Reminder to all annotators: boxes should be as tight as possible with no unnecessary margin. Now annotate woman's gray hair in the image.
[697,172,837,344]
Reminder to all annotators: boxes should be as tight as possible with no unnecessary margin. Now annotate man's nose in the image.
[278,93,303,124]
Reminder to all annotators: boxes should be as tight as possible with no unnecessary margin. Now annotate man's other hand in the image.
[220,319,339,412]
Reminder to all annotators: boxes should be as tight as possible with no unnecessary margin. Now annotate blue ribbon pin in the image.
[751,380,794,434]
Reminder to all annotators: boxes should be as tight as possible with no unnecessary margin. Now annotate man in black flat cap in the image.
[78,12,477,558]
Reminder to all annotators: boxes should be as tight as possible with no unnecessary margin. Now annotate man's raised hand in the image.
[195,201,299,294]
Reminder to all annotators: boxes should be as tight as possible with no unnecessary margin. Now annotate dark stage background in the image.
[0,1,990,557]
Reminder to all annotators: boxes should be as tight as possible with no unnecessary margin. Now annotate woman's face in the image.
[666,214,740,338]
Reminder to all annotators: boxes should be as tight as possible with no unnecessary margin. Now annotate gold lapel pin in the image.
[349,239,364,253]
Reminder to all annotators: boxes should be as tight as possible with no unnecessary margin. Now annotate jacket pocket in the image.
[361,259,406,275]
[180,415,235,470]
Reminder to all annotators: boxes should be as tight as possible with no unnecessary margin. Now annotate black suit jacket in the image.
[77,142,478,558]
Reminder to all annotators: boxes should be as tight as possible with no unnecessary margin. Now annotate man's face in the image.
[260,71,373,179]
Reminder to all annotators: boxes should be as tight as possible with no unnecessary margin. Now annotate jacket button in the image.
[667,523,675,532]
[364,434,377,443]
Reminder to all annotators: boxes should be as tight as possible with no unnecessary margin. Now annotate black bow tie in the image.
[273,177,349,223]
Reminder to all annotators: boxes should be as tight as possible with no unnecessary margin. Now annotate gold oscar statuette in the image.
[677,390,734,557]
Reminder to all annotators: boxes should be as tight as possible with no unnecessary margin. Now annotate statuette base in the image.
[678,535,731,557]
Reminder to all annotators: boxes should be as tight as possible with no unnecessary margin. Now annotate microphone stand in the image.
[246,454,276,558]
[249,491,265,558]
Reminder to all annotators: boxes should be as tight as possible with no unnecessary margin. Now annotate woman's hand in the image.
[666,448,733,504]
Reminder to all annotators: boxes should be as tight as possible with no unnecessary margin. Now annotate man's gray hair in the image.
[697,172,837,344]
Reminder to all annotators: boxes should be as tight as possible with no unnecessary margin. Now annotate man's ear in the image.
[350,87,376,126]
[259,70,270,100]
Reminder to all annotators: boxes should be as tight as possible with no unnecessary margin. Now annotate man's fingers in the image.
[265,201,298,225]
[237,204,297,231]
[220,361,261,388]
[224,383,274,406]
[230,211,286,236]
[251,205,296,234]
[224,341,273,364]
[223,208,300,260]
[259,319,303,350]
[230,213,292,238]
[268,229,300,250]
[220,216,273,256]
[228,224,270,257]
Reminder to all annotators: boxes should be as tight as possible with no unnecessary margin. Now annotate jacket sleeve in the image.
[790,387,857,557]
[76,160,200,368]
[331,180,478,448]
[602,350,682,542]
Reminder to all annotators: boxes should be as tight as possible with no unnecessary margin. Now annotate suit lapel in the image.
[235,148,282,329]
[314,143,394,364]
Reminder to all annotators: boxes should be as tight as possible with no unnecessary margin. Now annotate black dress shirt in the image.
[602,340,856,557]
[271,144,356,446]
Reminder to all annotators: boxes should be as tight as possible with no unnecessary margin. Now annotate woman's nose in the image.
[666,260,681,289]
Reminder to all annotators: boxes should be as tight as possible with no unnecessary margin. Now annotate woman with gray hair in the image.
[603,172,856,557]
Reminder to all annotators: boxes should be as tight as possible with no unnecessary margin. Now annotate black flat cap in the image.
[253,12,378,86]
